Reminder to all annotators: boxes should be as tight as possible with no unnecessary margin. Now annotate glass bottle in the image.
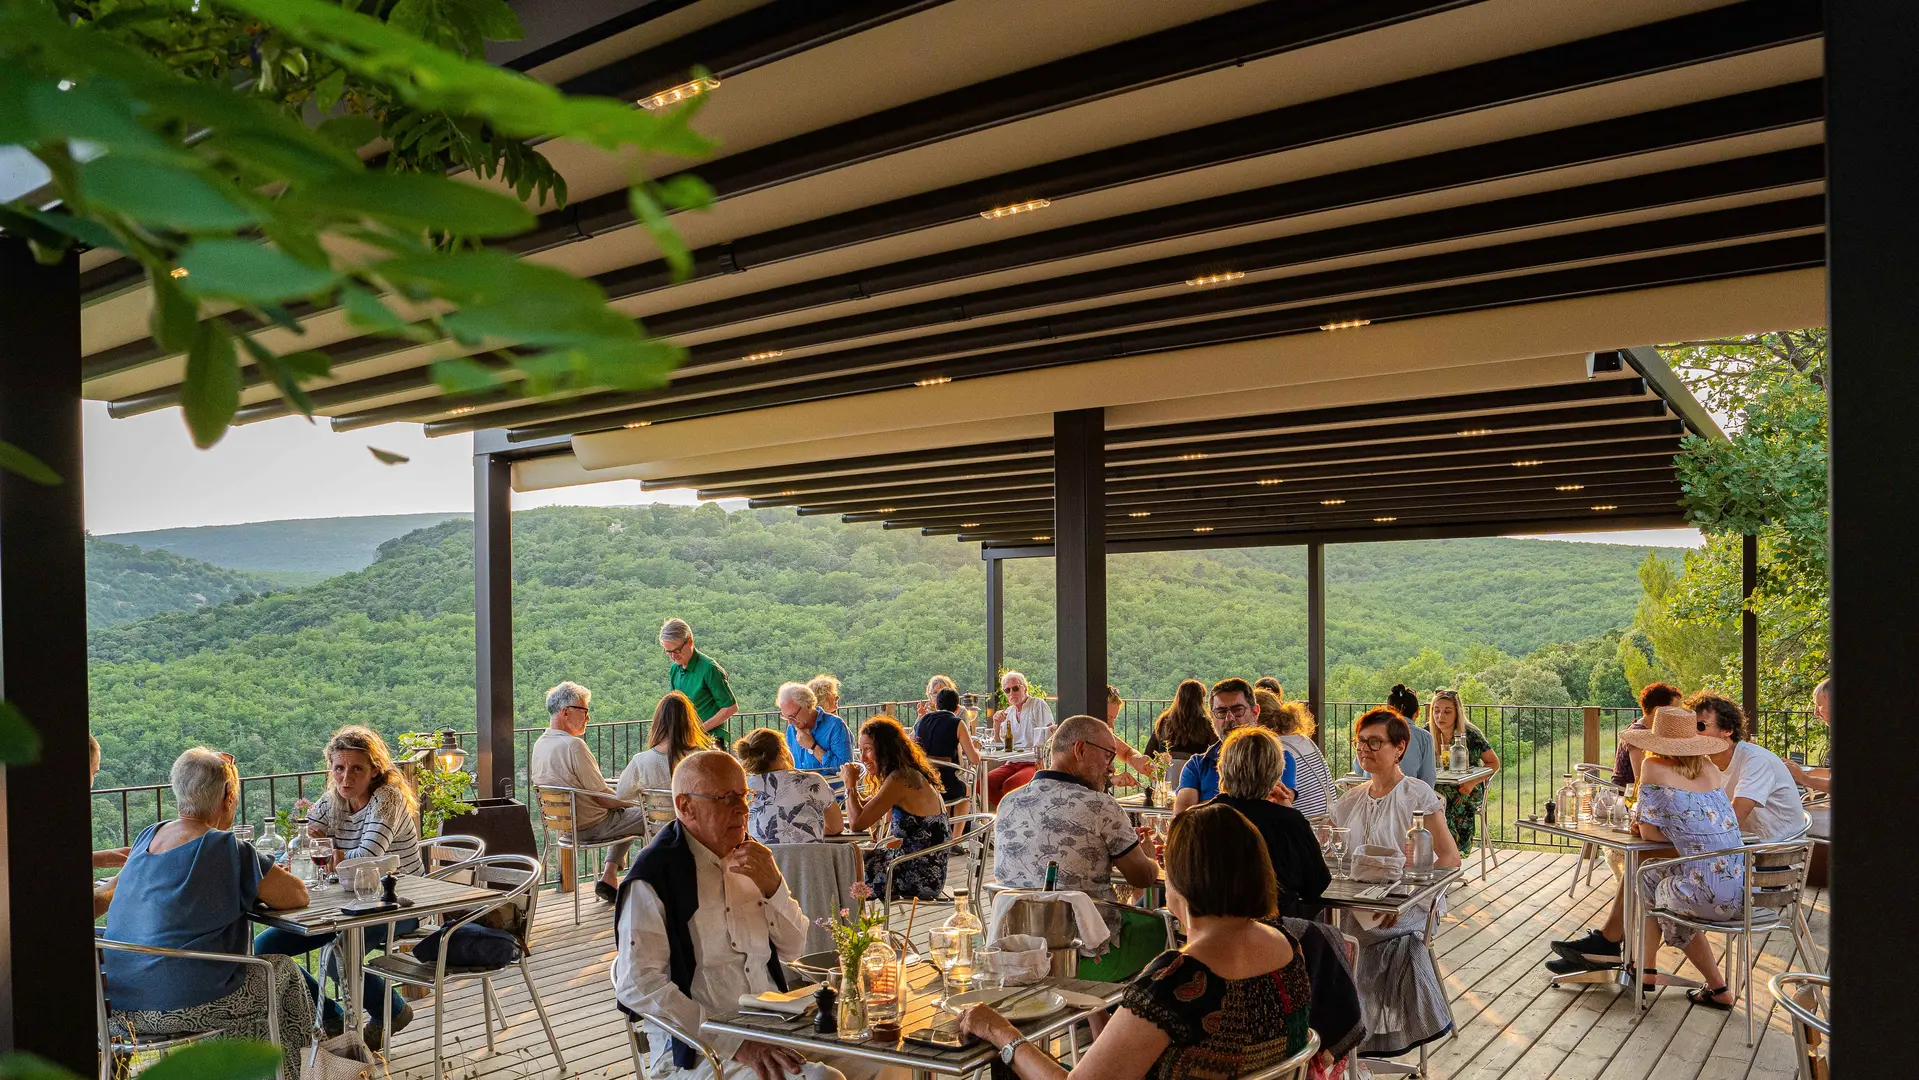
[1554,774,1579,827]
[287,823,315,883]
[859,939,901,1041]
[1575,776,1594,823]
[941,891,982,989]
[1449,731,1469,772]
[1044,860,1059,891]
[254,818,285,859]
[1403,813,1435,885]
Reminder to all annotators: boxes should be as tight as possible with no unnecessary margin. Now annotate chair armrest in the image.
[643,1012,731,1077]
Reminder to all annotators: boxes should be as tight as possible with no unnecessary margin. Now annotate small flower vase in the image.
[831,966,866,1041]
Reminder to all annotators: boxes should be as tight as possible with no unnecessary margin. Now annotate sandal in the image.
[1625,964,1660,991]
[1686,986,1734,1011]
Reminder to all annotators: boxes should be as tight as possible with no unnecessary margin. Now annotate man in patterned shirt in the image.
[992,714,1160,902]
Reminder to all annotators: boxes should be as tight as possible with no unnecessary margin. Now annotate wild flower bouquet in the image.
[817,881,884,971]
[275,797,313,839]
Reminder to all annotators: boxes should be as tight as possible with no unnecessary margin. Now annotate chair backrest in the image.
[1749,839,1815,911]
[436,853,545,948]
[535,787,578,832]
[95,938,279,1076]
[422,833,486,874]
[1769,971,1829,1080]
[1238,1029,1321,1080]
[640,787,676,832]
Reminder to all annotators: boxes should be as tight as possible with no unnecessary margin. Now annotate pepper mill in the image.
[381,872,399,905]
[814,985,838,1035]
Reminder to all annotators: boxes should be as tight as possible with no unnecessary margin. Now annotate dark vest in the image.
[615,820,787,1069]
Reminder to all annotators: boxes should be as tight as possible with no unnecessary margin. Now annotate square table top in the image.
[1514,817,1670,851]
[1114,793,1175,818]
[1338,767,1494,790]
[1317,866,1460,916]
[248,873,499,935]
[702,969,1126,1074]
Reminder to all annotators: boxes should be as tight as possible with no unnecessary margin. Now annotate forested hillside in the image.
[88,504,1674,787]
[86,536,283,629]
[103,512,467,580]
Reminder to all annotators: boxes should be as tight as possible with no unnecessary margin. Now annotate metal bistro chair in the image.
[536,783,641,925]
[365,854,565,1080]
[1636,835,1821,1043]
[629,1009,727,1080]
[95,938,284,1080]
[878,812,996,940]
[927,757,981,817]
[1242,1029,1321,1080]
[421,834,486,876]
[1769,971,1830,1080]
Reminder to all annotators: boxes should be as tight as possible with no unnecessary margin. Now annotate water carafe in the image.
[1449,731,1469,772]
[1404,813,1435,884]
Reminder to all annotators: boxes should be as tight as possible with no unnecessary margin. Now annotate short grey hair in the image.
[1001,670,1028,690]
[778,681,817,710]
[1050,714,1107,755]
[659,618,692,646]
[1218,727,1284,799]
[1813,678,1832,704]
[545,681,592,716]
[172,747,235,819]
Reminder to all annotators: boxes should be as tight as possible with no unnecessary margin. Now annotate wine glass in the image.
[309,837,335,883]
[1325,827,1349,881]
[927,927,964,1005]
[353,865,380,903]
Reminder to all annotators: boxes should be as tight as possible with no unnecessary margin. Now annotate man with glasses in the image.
[778,681,851,773]
[614,751,853,1080]
[531,681,649,904]
[985,670,1055,806]
[1172,678,1261,814]
[662,618,739,735]
[992,714,1159,902]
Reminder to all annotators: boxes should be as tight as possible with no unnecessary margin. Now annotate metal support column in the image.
[1741,534,1759,723]
[1828,4,1919,1069]
[984,554,1004,704]
[0,242,94,1071]
[1054,409,1106,720]
[474,450,515,800]
[1307,542,1327,749]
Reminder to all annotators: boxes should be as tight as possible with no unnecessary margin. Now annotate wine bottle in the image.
[1044,860,1058,891]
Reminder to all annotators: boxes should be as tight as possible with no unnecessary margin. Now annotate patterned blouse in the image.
[1635,782,1746,947]
[746,769,836,844]
[1120,926,1314,1080]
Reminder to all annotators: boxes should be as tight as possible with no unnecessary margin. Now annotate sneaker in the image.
[363,1002,414,1052]
[595,880,619,904]
[1545,957,1595,976]
[1550,928,1623,968]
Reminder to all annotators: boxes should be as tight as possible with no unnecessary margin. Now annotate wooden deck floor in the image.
[381,849,1826,1080]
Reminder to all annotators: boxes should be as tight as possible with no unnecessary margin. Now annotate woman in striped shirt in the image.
[253,725,422,1048]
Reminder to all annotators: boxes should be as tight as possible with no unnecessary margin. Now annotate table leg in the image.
[341,926,366,1035]
[1624,848,1641,1011]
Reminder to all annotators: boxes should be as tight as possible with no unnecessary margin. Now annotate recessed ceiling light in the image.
[446,406,477,416]
[1193,526,1214,533]
[1256,478,1282,486]
[961,522,980,528]
[1319,318,1372,331]
[1320,498,1346,506]
[637,76,719,111]
[1185,271,1246,288]
[1032,534,1051,541]
[1591,504,1618,511]
[1177,452,1207,461]
[875,507,896,513]
[1555,483,1585,492]
[1127,511,1150,518]
[981,198,1050,219]
[624,420,652,429]
[168,267,189,279]
[1458,428,1493,437]
[776,490,798,497]
[1373,516,1397,523]
[914,376,953,387]
[1512,459,1543,467]
[737,349,784,362]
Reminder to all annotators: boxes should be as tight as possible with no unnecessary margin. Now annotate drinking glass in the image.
[973,947,1006,991]
[231,823,255,845]
[1325,827,1350,880]
[928,927,964,1004]
[354,865,380,903]
[310,837,335,882]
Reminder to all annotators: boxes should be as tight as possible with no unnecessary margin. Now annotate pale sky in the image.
[80,402,1701,547]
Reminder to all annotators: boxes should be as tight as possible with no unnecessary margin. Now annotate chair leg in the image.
[628,1022,647,1079]
[432,972,446,1080]
[521,958,566,1070]
[482,978,497,1053]
[1743,933,1755,1047]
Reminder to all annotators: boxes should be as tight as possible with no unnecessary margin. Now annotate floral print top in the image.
[746,770,836,845]
[1635,782,1746,946]
[1119,926,1314,1080]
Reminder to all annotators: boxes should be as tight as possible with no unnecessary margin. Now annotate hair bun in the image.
[1391,684,1408,694]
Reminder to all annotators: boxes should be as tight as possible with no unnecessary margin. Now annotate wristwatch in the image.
[999,1033,1026,1064]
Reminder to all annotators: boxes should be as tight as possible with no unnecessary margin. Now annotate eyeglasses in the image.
[1355,736,1395,752]
[683,790,753,810]
[1211,703,1251,720]
[1079,740,1117,764]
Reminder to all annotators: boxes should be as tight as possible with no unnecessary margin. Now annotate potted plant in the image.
[398,731,476,837]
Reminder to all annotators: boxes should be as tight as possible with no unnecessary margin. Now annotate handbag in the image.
[410,922,524,971]
[302,1033,376,1080]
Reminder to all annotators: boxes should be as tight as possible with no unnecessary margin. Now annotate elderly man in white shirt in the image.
[612,750,853,1080]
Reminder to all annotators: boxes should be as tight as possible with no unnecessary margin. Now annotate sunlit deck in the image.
[381,849,1827,1080]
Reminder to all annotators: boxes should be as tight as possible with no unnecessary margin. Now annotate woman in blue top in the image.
[102,748,315,1076]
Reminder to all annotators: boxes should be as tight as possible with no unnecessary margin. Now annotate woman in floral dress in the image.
[1621,706,1745,1008]
[1425,690,1499,853]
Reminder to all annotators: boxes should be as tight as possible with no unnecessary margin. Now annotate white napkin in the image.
[738,984,820,1016]
[988,889,1111,954]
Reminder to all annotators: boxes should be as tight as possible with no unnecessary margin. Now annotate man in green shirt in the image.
[661,617,738,733]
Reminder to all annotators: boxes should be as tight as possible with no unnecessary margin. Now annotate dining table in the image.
[1338,767,1500,879]
[248,872,500,1034]
[702,965,1126,1080]
[1316,865,1462,1079]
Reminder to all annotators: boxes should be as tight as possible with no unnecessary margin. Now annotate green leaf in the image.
[0,205,70,252]
[150,272,201,354]
[0,439,61,485]
[368,446,411,465]
[431,355,506,392]
[0,701,43,767]
[656,173,715,213]
[79,156,259,231]
[286,171,534,237]
[137,1040,280,1080]
[317,114,381,152]
[182,323,242,449]
[313,68,348,112]
[177,240,338,302]
[337,283,431,339]
[630,184,692,281]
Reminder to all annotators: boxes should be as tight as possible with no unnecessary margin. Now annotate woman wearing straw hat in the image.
[1620,705,1743,1009]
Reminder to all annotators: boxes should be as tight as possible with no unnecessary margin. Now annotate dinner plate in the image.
[941,988,1065,1021]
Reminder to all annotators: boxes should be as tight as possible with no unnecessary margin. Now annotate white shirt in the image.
[530,728,616,828]
[1001,696,1055,750]
[1722,741,1803,842]
[617,748,675,801]
[611,836,810,1068]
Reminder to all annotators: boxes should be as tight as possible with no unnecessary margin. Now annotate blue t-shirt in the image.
[787,710,852,773]
[1180,740,1298,800]
[102,823,272,1013]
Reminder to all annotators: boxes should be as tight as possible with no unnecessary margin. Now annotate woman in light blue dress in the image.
[1622,707,1744,1009]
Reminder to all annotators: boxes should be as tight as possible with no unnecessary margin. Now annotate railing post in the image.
[1582,706,1601,766]
[1307,543,1326,747]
